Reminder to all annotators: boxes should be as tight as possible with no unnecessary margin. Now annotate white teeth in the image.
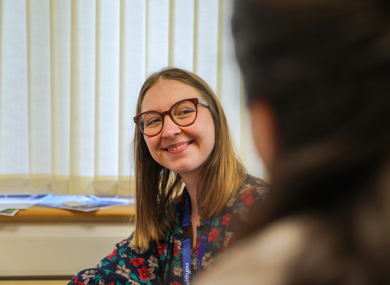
[168,143,188,151]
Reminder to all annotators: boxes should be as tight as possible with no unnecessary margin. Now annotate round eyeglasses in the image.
[133,98,209,137]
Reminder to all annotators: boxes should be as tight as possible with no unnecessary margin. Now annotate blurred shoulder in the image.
[197,216,322,285]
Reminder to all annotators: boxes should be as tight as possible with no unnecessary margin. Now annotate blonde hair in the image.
[131,68,247,249]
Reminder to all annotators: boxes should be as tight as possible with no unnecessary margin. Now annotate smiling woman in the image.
[140,81,215,186]
[68,68,270,285]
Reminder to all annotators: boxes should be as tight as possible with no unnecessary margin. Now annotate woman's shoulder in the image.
[198,215,347,285]
[236,174,270,198]
[197,216,319,285]
[246,173,270,188]
[227,174,270,213]
[68,233,161,285]
[220,174,270,224]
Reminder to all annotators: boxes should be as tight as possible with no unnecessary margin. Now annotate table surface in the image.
[0,204,135,223]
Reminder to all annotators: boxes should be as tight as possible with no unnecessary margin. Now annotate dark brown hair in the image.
[232,0,390,283]
[131,68,247,249]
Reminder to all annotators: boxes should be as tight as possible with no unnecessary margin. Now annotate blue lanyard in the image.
[182,196,211,285]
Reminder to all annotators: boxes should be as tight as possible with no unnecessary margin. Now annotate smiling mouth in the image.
[166,141,193,151]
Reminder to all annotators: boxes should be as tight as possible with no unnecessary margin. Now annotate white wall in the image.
[0,222,134,277]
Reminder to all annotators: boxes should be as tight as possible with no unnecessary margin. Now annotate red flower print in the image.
[194,236,201,250]
[243,196,254,207]
[173,282,182,285]
[107,248,117,260]
[222,213,232,227]
[194,248,199,258]
[130,257,145,267]
[156,242,167,255]
[73,277,84,285]
[108,282,114,285]
[208,228,220,242]
[176,195,185,206]
[138,266,150,281]
[174,243,180,257]
[240,187,254,200]
[74,278,84,285]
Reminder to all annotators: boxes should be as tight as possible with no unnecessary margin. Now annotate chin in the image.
[171,165,198,176]
[171,167,192,175]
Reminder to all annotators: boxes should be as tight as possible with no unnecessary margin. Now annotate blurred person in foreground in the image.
[198,0,390,284]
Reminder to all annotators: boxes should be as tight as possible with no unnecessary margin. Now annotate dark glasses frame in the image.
[133,98,209,137]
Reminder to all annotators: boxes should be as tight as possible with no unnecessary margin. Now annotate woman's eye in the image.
[178,109,194,116]
[147,118,161,127]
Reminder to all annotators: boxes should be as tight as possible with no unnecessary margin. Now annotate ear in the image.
[249,100,278,170]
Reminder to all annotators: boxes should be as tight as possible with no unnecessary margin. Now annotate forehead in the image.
[141,79,204,112]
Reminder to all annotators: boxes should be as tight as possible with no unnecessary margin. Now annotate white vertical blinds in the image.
[0,0,30,181]
[95,1,120,179]
[50,0,72,193]
[27,0,52,180]
[146,0,170,76]
[0,0,263,195]
[170,0,194,70]
[195,0,219,92]
[69,0,97,194]
[219,0,242,151]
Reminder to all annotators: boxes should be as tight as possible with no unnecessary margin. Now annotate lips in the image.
[164,141,193,151]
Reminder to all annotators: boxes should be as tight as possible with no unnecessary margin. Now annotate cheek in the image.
[196,116,215,152]
[206,125,216,151]
[144,136,160,157]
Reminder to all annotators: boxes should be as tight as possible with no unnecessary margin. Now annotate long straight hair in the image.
[131,68,247,249]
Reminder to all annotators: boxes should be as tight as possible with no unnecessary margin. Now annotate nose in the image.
[161,114,181,139]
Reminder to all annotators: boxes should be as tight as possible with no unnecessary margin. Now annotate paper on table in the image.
[0,208,19,216]
[0,194,133,213]
[0,193,52,211]
[38,195,131,212]
[0,204,34,211]
[89,195,135,204]
[0,193,51,204]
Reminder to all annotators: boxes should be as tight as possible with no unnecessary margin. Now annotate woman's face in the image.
[141,79,215,179]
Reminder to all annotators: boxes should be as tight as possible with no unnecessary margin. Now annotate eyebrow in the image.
[141,98,208,113]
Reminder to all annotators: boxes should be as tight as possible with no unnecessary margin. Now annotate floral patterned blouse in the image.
[68,175,269,285]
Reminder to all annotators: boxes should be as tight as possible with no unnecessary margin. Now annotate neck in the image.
[182,172,202,247]
[181,173,199,216]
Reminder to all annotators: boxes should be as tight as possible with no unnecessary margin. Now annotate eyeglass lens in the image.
[138,100,197,136]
